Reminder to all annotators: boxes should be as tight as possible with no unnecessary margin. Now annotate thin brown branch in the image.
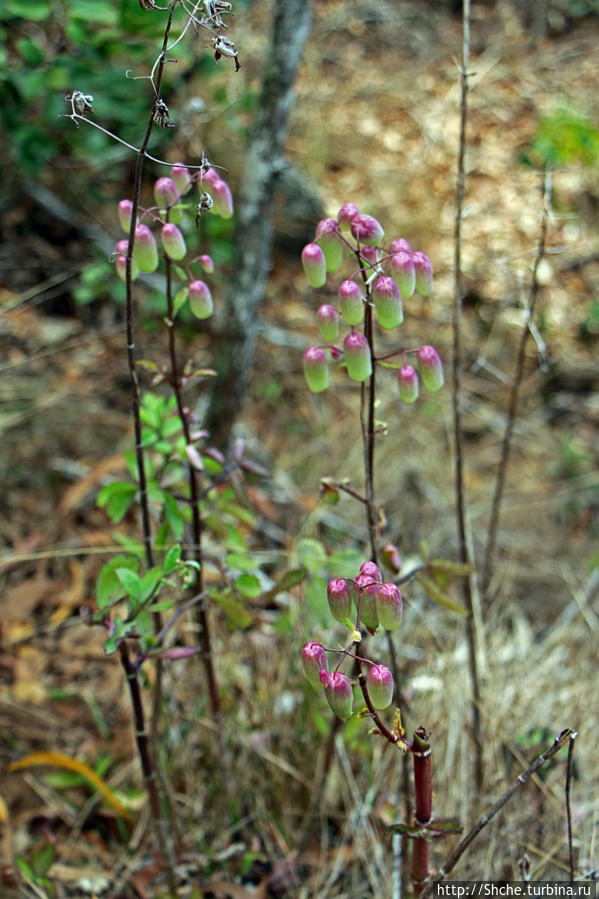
[452,0,483,796]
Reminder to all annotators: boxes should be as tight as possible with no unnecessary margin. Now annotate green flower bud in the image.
[343,332,372,382]
[366,664,394,709]
[303,346,329,393]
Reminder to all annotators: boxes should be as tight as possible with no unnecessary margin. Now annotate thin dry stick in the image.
[452,0,484,796]
[565,732,576,881]
[419,728,577,899]
[481,170,551,597]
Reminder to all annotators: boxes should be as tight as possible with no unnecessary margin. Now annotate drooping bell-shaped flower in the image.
[350,213,384,247]
[343,332,372,382]
[323,671,354,720]
[210,177,234,219]
[118,199,134,234]
[199,254,214,274]
[133,224,159,272]
[390,251,416,298]
[417,345,444,392]
[376,583,403,631]
[389,237,414,255]
[116,255,139,282]
[337,202,360,233]
[359,561,382,582]
[351,573,380,630]
[372,275,403,330]
[327,578,352,623]
[316,218,343,273]
[367,664,394,710]
[397,364,419,404]
[413,251,434,296]
[316,304,339,343]
[303,346,329,393]
[170,163,192,196]
[338,280,363,326]
[302,641,328,690]
[301,243,327,288]
[161,223,187,261]
[188,280,214,319]
[154,177,182,224]
[381,543,402,574]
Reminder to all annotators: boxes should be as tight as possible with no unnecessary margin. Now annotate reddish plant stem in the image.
[411,727,433,896]
[165,254,220,716]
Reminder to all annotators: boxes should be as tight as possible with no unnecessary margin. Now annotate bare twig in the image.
[452,0,484,796]
[566,732,576,881]
[482,170,551,596]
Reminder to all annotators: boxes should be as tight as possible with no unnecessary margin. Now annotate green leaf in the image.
[163,491,185,540]
[297,538,327,574]
[226,552,259,571]
[97,481,137,523]
[264,567,306,600]
[30,842,55,877]
[306,576,330,627]
[173,286,188,318]
[211,590,253,629]
[163,545,181,574]
[6,0,51,20]
[116,567,143,602]
[96,555,139,609]
[235,573,262,598]
[428,559,476,578]
[328,546,364,578]
[139,566,162,603]
[417,574,468,616]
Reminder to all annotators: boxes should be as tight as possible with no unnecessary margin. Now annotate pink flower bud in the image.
[389,238,414,255]
[154,177,179,208]
[367,664,394,709]
[337,202,360,233]
[350,214,384,246]
[372,275,403,330]
[200,167,220,189]
[118,199,134,234]
[351,572,380,630]
[417,345,444,392]
[413,251,433,296]
[330,346,342,360]
[317,304,339,343]
[133,224,158,272]
[360,245,380,267]
[210,177,234,219]
[161,223,187,261]
[199,254,214,274]
[115,239,129,255]
[301,243,327,288]
[116,255,139,282]
[390,252,416,298]
[316,218,343,273]
[327,578,352,623]
[303,346,329,393]
[359,561,382,582]
[343,332,372,382]
[382,543,402,574]
[397,364,419,404]
[302,641,328,690]
[376,583,403,631]
[170,163,192,196]
[324,671,354,720]
[189,279,214,319]
[338,280,363,326]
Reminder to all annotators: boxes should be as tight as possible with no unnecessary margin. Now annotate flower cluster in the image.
[301,205,444,402]
[301,560,401,721]
[114,162,234,320]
